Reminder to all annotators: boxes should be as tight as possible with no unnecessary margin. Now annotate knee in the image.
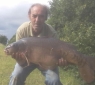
[45,70,60,84]
[11,72,22,79]
[10,63,24,79]
[9,71,24,85]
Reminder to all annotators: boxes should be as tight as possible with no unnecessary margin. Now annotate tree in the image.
[0,34,8,45]
[48,0,95,55]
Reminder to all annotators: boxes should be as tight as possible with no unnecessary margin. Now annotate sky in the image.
[0,0,51,40]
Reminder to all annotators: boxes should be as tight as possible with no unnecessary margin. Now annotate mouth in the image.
[34,23,41,26]
[34,25,39,27]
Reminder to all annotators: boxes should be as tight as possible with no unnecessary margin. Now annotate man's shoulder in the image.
[16,21,32,40]
[44,23,58,38]
[17,21,31,32]
[45,24,56,33]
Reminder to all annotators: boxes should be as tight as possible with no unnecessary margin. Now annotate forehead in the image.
[31,6,46,15]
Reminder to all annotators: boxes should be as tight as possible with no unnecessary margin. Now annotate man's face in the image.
[29,6,47,33]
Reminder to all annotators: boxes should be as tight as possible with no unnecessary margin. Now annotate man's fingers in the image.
[12,52,20,59]
[58,58,68,66]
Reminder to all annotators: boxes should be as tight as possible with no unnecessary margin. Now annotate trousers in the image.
[9,63,63,85]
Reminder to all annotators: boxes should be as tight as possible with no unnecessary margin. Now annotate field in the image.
[0,44,86,85]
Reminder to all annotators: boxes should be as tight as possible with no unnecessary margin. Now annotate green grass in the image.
[0,44,87,85]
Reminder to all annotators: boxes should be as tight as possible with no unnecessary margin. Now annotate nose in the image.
[35,16,40,22]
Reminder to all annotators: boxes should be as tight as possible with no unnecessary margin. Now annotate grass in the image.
[0,43,87,85]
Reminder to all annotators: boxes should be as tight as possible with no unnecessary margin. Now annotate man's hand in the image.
[57,58,68,66]
[12,52,24,60]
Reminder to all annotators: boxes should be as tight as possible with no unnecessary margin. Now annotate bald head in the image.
[28,3,50,20]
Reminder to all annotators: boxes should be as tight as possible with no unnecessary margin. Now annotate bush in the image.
[0,34,8,45]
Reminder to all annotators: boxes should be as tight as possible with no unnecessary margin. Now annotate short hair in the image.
[28,3,50,20]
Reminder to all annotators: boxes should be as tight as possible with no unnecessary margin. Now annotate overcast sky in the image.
[0,0,51,40]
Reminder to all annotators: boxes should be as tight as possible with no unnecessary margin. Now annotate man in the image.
[9,3,66,85]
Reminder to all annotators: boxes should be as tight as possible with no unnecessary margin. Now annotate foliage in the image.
[48,0,95,55]
[0,34,8,45]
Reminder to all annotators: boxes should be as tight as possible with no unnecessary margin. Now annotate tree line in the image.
[0,34,8,45]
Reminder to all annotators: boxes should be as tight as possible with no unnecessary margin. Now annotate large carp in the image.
[4,37,95,84]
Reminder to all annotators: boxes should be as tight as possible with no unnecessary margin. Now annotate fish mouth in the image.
[4,44,13,55]
[4,49,11,55]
